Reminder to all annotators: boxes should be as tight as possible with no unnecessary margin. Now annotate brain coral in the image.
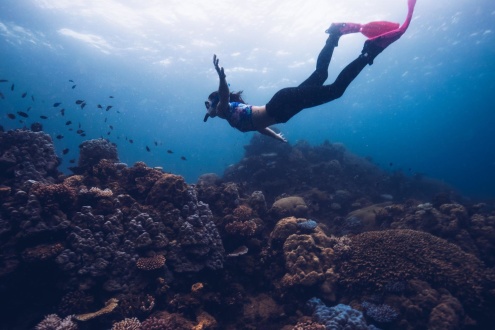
[337,229,489,310]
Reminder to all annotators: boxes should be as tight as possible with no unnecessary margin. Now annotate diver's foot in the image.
[325,23,362,46]
[361,29,403,65]
[325,22,362,36]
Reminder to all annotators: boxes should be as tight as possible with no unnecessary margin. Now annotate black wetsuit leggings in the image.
[266,37,369,123]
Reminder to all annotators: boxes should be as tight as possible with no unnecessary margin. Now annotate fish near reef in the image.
[17,111,28,118]
[53,102,62,107]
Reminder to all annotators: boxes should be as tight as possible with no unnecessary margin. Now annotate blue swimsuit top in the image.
[226,102,256,132]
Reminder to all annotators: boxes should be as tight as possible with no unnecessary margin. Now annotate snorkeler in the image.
[204,0,417,142]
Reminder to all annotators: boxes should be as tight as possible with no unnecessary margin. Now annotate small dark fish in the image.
[146,146,150,152]
[60,109,65,116]
[181,156,187,161]
[7,113,16,119]
[71,85,76,89]
[69,159,76,164]
[106,105,113,111]
[75,100,84,104]
[17,111,28,118]
[129,139,134,144]
[109,95,114,98]
[26,106,31,112]
[21,92,27,98]
[11,84,14,91]
[80,133,86,137]
[81,102,86,109]
[154,141,158,146]
[65,121,72,125]
[76,129,84,134]
[0,79,8,82]
[53,102,62,107]
[389,162,393,167]
[56,134,64,140]
[97,104,103,109]
[62,148,69,155]
[69,79,74,82]
[0,92,4,99]
[167,150,173,154]
[107,131,111,135]
[109,125,113,130]
[116,110,121,113]
[31,95,35,101]
[104,117,107,122]
[40,115,48,119]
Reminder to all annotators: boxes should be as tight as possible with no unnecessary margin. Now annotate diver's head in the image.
[203,91,220,122]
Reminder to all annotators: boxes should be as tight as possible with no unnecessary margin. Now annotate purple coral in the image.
[0,129,61,189]
[361,301,399,323]
[307,298,372,330]
[75,138,119,172]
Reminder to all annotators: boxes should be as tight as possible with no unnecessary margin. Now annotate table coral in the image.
[337,229,488,310]
[74,298,119,321]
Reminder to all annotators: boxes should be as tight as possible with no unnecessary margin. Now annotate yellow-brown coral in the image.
[74,298,119,321]
[191,282,204,294]
[193,311,217,330]
[22,243,64,262]
[89,187,113,197]
[136,255,166,270]
[145,173,188,208]
[111,317,141,330]
[30,182,76,212]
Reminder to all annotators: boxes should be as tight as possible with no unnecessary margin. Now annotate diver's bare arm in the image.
[213,54,229,114]
[258,127,287,143]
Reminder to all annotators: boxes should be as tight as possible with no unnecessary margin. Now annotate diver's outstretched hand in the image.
[276,132,287,143]
[213,54,226,79]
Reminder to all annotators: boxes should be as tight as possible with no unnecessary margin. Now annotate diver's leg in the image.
[266,54,368,123]
[298,36,338,88]
[299,23,361,88]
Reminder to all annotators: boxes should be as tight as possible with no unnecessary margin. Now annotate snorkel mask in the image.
[203,93,220,122]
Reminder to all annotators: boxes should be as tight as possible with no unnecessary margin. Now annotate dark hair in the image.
[208,90,246,104]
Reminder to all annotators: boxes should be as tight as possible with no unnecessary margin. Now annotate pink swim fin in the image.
[367,0,417,48]
[360,21,400,38]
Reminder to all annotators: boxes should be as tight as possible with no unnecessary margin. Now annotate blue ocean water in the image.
[1,0,494,198]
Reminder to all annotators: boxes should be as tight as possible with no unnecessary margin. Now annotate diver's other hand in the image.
[277,132,287,143]
[213,54,226,79]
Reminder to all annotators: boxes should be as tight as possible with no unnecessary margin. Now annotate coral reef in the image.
[1,129,495,329]
[0,129,61,189]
